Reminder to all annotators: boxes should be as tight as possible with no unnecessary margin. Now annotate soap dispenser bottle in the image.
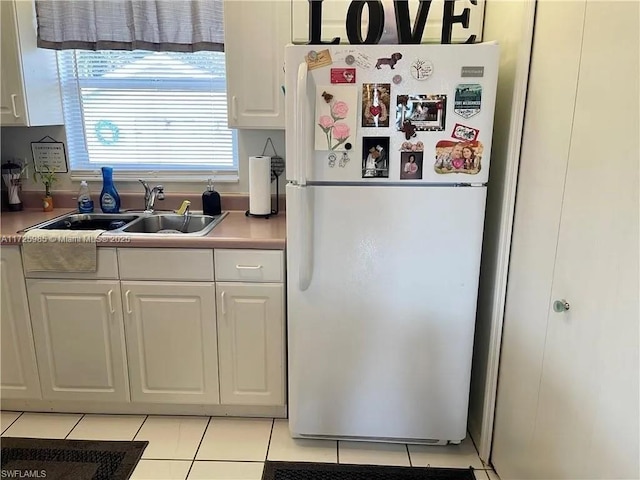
[202,179,221,216]
[100,166,121,213]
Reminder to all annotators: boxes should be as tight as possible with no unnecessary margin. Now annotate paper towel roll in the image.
[249,156,272,215]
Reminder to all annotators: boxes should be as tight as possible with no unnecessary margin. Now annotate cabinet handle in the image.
[231,95,238,122]
[125,290,133,314]
[107,289,115,314]
[235,264,262,270]
[10,94,20,118]
[221,290,226,316]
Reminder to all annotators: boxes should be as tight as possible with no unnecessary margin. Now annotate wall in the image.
[467,0,535,462]
[1,124,285,196]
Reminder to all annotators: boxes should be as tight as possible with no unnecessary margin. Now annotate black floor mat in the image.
[1,437,148,480]
[263,461,477,480]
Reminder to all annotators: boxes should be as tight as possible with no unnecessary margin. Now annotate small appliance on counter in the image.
[2,161,25,211]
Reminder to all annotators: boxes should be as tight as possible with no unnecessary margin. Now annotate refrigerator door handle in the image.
[296,62,308,186]
[298,186,313,291]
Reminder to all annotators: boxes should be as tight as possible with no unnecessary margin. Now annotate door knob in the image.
[553,299,570,312]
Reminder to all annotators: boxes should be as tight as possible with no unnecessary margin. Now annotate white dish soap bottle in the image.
[77,180,94,213]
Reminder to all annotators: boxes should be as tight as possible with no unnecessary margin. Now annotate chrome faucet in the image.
[138,179,165,213]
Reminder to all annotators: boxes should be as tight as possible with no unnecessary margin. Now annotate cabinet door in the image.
[122,281,219,404]
[217,283,285,406]
[0,1,27,125]
[1,247,40,399]
[27,280,129,402]
[223,1,289,129]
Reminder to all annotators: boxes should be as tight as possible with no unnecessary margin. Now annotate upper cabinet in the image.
[223,0,289,129]
[291,0,484,44]
[0,0,63,127]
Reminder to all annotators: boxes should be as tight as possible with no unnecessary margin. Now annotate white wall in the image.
[467,0,535,462]
[0,124,285,195]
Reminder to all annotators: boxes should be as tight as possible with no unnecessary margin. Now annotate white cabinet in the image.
[0,0,63,126]
[0,247,41,399]
[121,281,220,404]
[216,282,285,405]
[26,280,129,402]
[223,0,289,129]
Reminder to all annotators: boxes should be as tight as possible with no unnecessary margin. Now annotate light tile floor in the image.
[1,411,499,480]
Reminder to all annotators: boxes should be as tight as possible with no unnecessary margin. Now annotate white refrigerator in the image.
[285,43,499,444]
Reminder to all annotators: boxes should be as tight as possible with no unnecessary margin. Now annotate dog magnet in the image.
[454,84,482,119]
[331,68,356,84]
[375,52,403,70]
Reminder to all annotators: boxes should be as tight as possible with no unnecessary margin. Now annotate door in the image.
[492,2,639,479]
[0,0,26,125]
[122,281,219,404]
[224,0,289,128]
[216,283,285,406]
[287,183,487,441]
[27,279,129,402]
[1,247,40,399]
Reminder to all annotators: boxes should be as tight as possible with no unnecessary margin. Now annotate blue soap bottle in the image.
[100,167,121,213]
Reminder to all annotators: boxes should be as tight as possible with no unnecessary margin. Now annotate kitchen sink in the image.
[21,211,227,237]
[121,213,227,236]
[21,213,141,232]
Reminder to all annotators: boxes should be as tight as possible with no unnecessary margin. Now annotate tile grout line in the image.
[264,418,275,462]
[337,440,340,464]
[184,416,212,479]
[1,412,24,435]
[64,414,85,440]
[132,415,149,441]
[406,444,413,467]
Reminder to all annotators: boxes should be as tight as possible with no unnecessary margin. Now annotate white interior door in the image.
[287,183,487,441]
[492,2,639,479]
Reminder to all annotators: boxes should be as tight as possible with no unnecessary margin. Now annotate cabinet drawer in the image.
[23,248,118,279]
[118,248,214,281]
[215,249,284,282]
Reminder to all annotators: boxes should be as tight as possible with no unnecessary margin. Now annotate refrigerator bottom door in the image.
[286,184,487,442]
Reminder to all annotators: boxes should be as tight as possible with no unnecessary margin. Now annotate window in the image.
[57,49,237,179]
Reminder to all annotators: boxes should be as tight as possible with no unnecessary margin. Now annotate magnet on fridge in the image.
[400,151,423,180]
[328,153,337,168]
[305,49,333,70]
[451,123,479,142]
[392,74,403,85]
[410,59,434,80]
[454,84,482,119]
[362,83,391,128]
[339,152,350,168]
[375,52,403,69]
[345,55,355,65]
[331,68,356,84]
[362,137,390,178]
[434,140,484,174]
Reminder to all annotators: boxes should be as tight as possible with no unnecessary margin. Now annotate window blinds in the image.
[57,50,237,173]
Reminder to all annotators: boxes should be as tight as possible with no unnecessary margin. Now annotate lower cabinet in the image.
[26,279,129,402]
[1,247,41,399]
[216,282,285,405]
[121,281,220,404]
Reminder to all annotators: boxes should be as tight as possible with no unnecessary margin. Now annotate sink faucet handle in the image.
[176,200,191,215]
[156,185,165,201]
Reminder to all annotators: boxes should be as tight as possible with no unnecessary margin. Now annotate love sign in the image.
[306,0,482,45]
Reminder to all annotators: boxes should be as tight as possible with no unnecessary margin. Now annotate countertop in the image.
[0,209,286,250]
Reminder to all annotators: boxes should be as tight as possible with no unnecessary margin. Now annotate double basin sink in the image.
[23,211,228,237]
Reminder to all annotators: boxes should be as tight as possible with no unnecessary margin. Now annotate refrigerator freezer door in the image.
[286,184,487,442]
[285,43,499,185]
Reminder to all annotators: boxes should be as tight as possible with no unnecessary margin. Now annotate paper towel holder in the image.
[245,138,283,219]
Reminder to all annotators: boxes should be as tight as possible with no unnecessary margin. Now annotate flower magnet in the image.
[315,85,358,152]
